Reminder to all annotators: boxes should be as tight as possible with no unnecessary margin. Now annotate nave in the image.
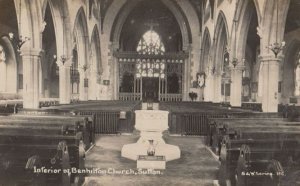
[0,100,300,186]
[83,135,219,186]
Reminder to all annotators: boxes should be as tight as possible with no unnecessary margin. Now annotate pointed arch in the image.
[282,39,300,98]
[235,0,260,60]
[212,11,229,103]
[90,25,102,74]
[201,27,212,71]
[73,7,89,101]
[74,7,89,67]
[0,36,18,93]
[110,0,192,51]
[214,11,229,43]
[235,0,261,24]
[260,0,290,55]
[214,11,229,71]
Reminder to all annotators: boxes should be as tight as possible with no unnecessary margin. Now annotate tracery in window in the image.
[137,30,165,55]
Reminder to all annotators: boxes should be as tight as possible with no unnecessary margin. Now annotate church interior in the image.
[0,0,300,185]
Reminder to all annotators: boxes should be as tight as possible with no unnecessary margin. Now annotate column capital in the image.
[229,65,245,72]
[20,48,44,57]
[258,55,284,63]
[183,44,192,52]
[56,60,72,68]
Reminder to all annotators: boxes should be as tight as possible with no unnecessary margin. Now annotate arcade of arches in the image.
[0,0,300,112]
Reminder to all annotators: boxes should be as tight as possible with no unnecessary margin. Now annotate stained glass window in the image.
[137,30,165,55]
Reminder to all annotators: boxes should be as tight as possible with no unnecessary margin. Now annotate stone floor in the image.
[82,134,220,186]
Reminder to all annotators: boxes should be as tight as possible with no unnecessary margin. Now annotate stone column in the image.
[0,61,6,92]
[204,73,213,102]
[58,62,71,104]
[21,49,42,109]
[259,55,281,112]
[230,66,244,107]
[88,71,98,100]
[182,44,192,101]
[213,74,222,103]
[79,69,88,101]
[39,63,44,98]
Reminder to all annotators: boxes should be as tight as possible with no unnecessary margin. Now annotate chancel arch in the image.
[114,0,188,102]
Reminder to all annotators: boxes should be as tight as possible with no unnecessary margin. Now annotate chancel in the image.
[0,0,300,186]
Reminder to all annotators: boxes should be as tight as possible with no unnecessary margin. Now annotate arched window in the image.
[137,30,165,55]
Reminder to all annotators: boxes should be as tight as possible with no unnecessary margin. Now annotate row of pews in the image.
[0,100,59,116]
[0,100,141,185]
[160,102,253,136]
[0,112,95,186]
[206,116,300,186]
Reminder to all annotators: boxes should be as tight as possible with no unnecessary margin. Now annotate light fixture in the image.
[9,33,30,51]
[266,0,285,58]
[53,54,69,65]
[228,20,243,68]
[56,1,70,65]
[80,64,90,72]
[9,1,30,52]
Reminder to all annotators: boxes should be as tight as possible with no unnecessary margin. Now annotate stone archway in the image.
[282,40,300,103]
[259,0,290,112]
[42,2,58,98]
[0,36,18,94]
[74,7,89,101]
[109,0,193,101]
[229,0,260,106]
[89,25,102,100]
[201,28,212,102]
[213,11,229,103]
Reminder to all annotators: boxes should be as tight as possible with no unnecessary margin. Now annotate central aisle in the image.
[83,134,220,186]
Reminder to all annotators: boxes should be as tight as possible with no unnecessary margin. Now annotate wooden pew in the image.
[208,118,300,154]
[0,122,85,186]
[219,138,300,186]
[45,101,140,134]
[0,114,95,150]
[206,114,281,147]
[0,103,21,115]
[235,144,300,186]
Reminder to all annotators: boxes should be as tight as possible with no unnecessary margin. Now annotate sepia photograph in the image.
[0,0,300,185]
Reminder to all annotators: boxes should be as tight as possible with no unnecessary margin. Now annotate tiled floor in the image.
[83,134,220,186]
